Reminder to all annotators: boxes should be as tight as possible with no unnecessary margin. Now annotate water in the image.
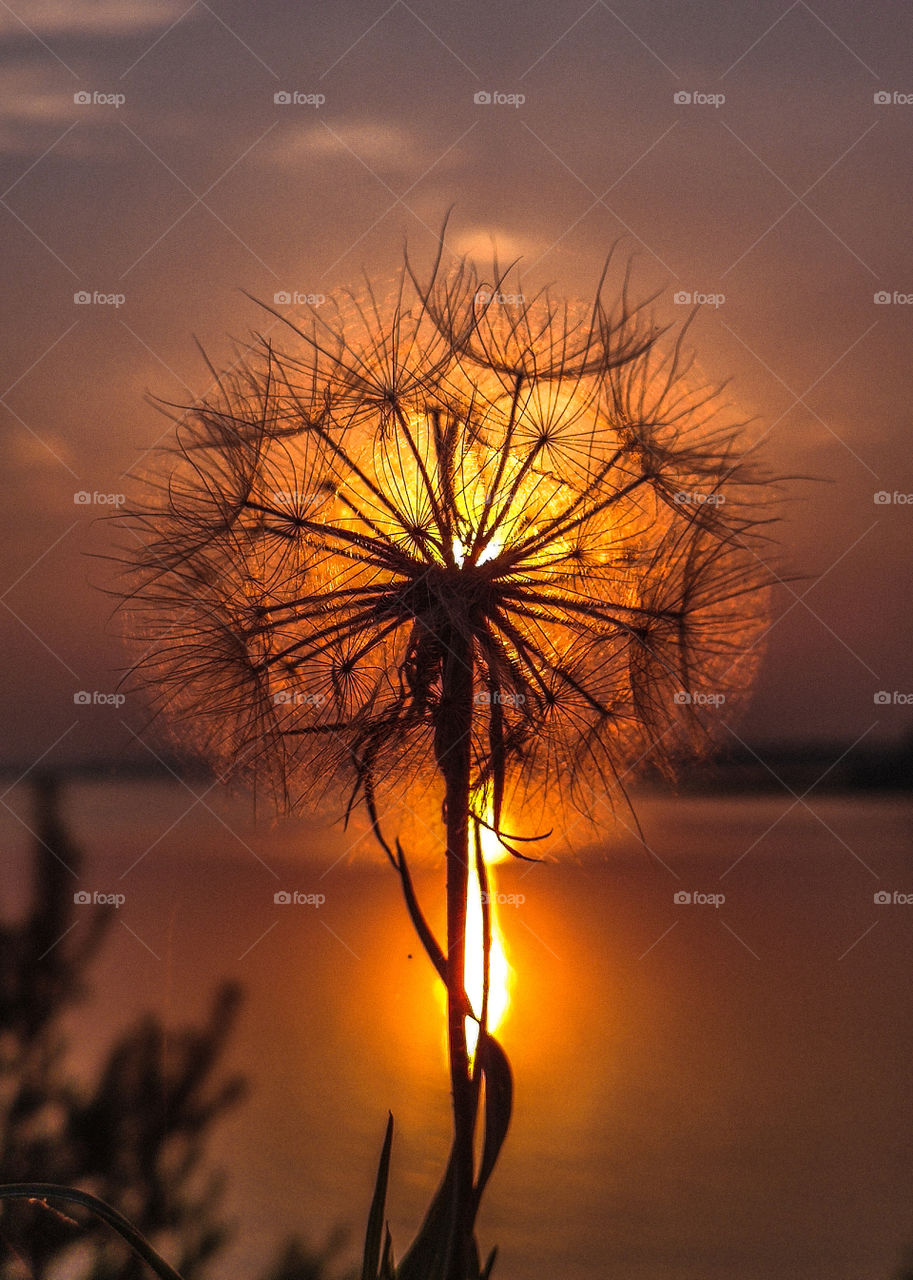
[2,780,913,1280]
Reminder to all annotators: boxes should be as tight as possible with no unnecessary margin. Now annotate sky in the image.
[2,0,913,769]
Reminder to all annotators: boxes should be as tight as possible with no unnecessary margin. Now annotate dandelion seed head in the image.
[117,245,777,849]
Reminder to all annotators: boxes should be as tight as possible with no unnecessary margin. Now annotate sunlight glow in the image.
[464,812,512,1061]
[452,536,502,568]
[450,532,513,1059]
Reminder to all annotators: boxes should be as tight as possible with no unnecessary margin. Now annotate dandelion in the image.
[115,236,776,1279]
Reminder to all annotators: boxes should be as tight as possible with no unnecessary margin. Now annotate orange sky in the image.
[1,0,912,767]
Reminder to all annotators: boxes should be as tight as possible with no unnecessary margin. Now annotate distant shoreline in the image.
[2,738,911,795]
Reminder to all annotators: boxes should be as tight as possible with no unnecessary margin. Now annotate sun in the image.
[464,819,512,1060]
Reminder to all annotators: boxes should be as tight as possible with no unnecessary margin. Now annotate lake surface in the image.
[3,780,913,1280]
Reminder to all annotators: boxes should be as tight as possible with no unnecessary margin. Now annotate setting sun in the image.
[451,535,502,568]
[464,819,512,1060]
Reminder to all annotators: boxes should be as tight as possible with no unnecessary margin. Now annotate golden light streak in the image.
[440,536,512,1060]
[464,816,511,1061]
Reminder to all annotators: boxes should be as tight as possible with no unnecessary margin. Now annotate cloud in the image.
[0,74,70,124]
[5,423,75,474]
[450,227,545,263]
[0,0,197,38]
[0,67,122,154]
[275,120,435,174]
[0,68,72,153]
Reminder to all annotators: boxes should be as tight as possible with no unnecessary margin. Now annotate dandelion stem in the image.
[435,623,477,1279]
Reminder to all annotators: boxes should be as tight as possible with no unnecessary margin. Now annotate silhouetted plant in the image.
[110,233,776,1278]
[0,776,245,1279]
[1,777,350,1280]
